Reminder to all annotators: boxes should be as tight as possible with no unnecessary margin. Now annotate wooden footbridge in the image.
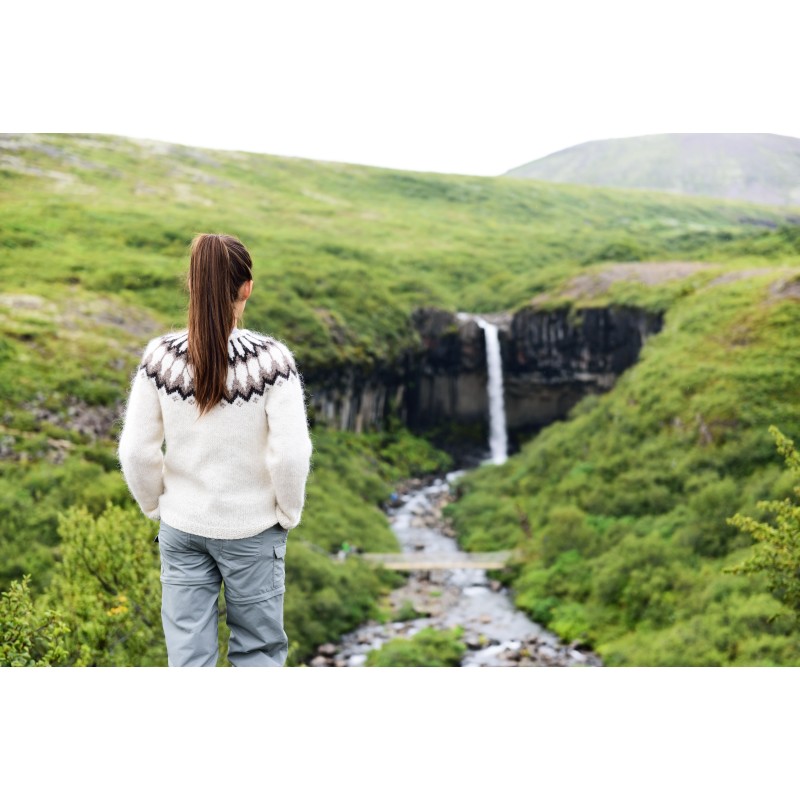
[357,550,513,571]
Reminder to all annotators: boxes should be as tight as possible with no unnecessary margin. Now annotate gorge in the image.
[306,302,665,456]
[307,301,663,665]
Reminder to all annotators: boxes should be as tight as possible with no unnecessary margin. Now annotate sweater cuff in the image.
[275,506,294,530]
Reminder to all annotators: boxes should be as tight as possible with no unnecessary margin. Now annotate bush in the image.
[393,600,429,622]
[45,501,166,666]
[0,575,69,666]
[726,425,800,619]
[683,476,744,556]
[365,626,466,666]
[540,505,596,565]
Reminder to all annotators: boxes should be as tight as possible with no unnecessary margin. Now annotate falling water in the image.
[475,318,508,465]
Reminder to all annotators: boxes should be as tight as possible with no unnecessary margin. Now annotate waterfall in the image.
[475,317,508,465]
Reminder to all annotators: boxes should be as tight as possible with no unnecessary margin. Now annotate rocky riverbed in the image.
[308,469,603,667]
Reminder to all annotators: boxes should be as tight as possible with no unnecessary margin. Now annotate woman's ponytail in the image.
[185,233,253,417]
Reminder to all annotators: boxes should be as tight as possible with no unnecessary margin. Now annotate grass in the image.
[2,132,800,664]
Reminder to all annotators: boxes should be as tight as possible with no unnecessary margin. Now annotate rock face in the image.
[504,304,664,432]
[302,361,405,434]
[305,308,493,434]
[403,308,492,430]
[304,303,663,439]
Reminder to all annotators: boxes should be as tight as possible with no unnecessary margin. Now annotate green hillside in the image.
[2,132,800,665]
[445,267,800,665]
[504,133,800,207]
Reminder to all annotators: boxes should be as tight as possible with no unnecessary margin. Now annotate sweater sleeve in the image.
[117,347,165,521]
[264,348,313,530]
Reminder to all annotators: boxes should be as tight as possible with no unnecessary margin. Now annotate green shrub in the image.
[45,502,166,666]
[366,626,466,666]
[549,602,592,645]
[0,575,69,666]
[392,600,429,622]
[726,425,800,619]
[541,505,596,565]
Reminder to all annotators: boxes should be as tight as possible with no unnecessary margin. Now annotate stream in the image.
[308,316,602,667]
[308,467,603,668]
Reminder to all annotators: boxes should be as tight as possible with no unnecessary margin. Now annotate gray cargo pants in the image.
[157,519,289,667]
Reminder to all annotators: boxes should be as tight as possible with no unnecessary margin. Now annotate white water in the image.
[475,318,508,465]
[322,473,602,667]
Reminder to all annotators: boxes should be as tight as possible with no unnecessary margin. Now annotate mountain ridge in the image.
[503,133,800,207]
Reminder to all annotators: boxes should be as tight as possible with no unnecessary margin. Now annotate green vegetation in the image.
[365,626,466,666]
[0,575,69,666]
[2,133,800,665]
[0,425,444,667]
[1,134,796,372]
[726,426,800,620]
[392,600,430,623]
[444,271,800,665]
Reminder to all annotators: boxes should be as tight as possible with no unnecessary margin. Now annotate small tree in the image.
[0,575,69,666]
[726,425,800,618]
[45,501,166,666]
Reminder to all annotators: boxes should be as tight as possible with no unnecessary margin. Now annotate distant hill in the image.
[503,133,800,207]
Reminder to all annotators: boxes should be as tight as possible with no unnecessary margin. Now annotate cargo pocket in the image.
[273,543,287,591]
[224,531,267,563]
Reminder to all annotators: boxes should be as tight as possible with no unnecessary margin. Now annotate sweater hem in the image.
[159,513,283,540]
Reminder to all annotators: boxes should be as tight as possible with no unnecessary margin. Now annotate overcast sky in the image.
[5,0,798,176]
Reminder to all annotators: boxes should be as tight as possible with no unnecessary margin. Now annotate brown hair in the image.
[184,232,253,417]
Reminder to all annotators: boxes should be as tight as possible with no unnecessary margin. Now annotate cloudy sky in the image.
[5,0,798,176]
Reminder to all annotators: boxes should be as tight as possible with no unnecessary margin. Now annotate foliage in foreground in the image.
[365,626,466,667]
[726,425,800,620]
[0,575,69,666]
[0,423,447,667]
[45,503,164,666]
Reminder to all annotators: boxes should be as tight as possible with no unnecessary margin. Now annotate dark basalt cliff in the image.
[302,307,487,434]
[503,304,663,432]
[304,303,663,444]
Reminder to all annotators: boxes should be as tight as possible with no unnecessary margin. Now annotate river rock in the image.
[464,634,483,650]
[537,644,558,661]
[569,649,587,663]
[326,467,603,669]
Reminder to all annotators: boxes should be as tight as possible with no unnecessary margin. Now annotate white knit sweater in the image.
[117,327,313,538]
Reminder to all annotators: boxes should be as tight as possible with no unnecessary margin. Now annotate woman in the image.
[117,232,313,667]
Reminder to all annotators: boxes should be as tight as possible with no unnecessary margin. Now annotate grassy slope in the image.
[2,133,800,664]
[445,268,800,665]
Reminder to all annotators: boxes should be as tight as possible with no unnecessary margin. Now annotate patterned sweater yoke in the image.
[141,328,300,405]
